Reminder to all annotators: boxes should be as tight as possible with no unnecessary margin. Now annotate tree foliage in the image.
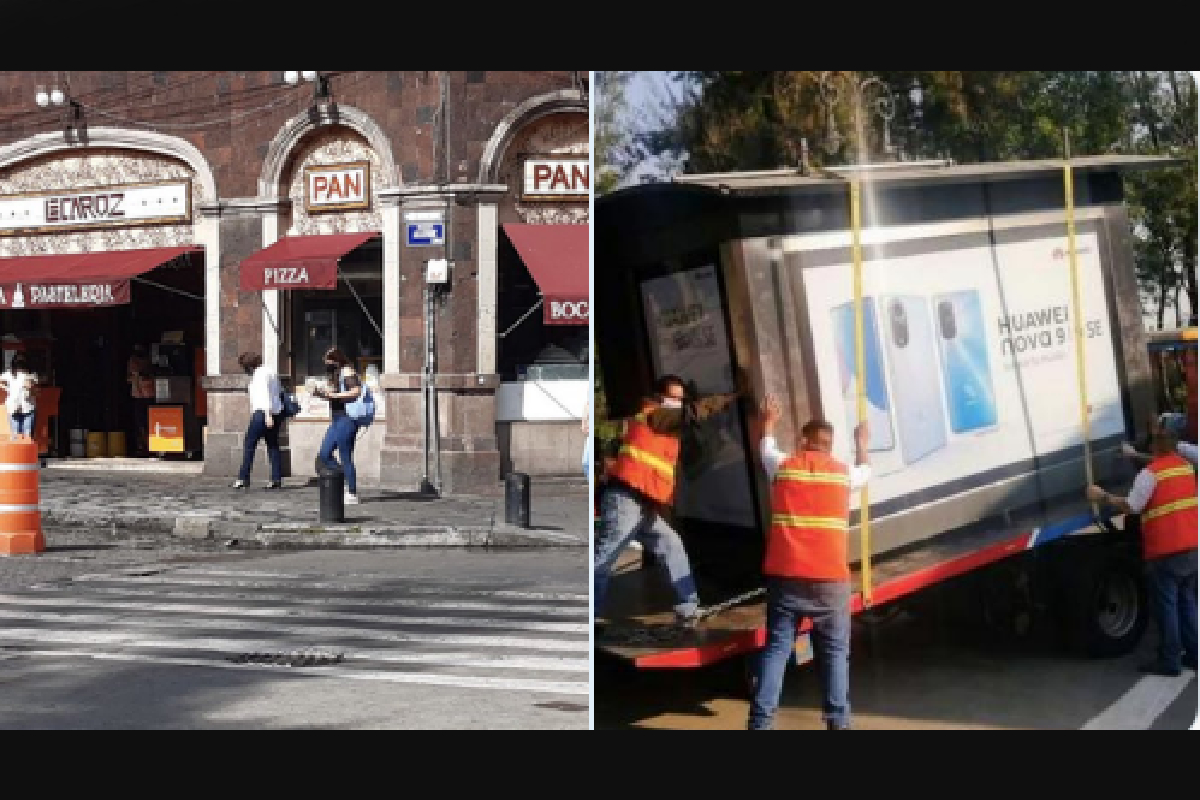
[629,70,1196,327]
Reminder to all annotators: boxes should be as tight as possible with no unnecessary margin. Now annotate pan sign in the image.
[304,161,371,213]
[522,158,589,201]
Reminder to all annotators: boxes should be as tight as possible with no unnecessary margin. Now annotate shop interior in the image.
[281,237,384,391]
[497,232,588,381]
[0,249,206,459]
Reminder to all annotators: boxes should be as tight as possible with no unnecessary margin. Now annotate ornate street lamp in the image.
[816,71,898,162]
[284,70,332,103]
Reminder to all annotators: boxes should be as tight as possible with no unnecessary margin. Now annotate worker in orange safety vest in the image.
[747,393,869,731]
[1089,426,1198,677]
[594,373,740,630]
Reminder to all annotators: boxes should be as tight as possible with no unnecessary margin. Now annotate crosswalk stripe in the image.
[169,568,589,603]
[57,577,584,616]
[10,649,588,696]
[0,595,587,634]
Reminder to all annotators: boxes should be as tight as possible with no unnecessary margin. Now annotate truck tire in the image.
[1058,545,1147,658]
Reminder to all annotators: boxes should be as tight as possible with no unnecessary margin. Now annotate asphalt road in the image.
[0,529,588,729]
[595,589,1197,731]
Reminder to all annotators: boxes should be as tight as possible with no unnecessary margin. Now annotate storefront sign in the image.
[0,180,191,236]
[0,280,131,309]
[545,298,589,324]
[304,162,371,213]
[521,158,589,201]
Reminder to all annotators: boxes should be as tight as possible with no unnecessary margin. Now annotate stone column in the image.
[199,199,282,479]
[376,184,506,496]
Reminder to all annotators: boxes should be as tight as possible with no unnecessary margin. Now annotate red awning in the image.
[239,232,380,291]
[0,245,203,309]
[502,223,589,325]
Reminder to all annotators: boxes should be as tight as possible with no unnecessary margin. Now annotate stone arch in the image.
[478,89,587,185]
[0,126,217,201]
[258,104,399,197]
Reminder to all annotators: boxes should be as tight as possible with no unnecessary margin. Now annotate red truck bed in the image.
[597,500,1115,669]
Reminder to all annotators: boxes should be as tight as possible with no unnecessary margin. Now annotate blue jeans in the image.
[318,413,360,494]
[1146,549,1198,671]
[749,576,852,730]
[237,410,282,483]
[10,410,34,437]
[593,481,699,619]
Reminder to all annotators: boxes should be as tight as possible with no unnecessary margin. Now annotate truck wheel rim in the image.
[1097,573,1139,639]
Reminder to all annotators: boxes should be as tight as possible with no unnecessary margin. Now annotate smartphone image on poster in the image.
[933,289,998,433]
[830,298,895,452]
[879,294,947,464]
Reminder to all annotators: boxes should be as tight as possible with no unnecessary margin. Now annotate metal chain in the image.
[695,586,766,620]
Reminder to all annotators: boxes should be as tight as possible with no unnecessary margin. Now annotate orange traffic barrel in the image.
[0,435,44,556]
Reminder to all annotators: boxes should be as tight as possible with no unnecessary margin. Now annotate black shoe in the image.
[264,481,282,490]
[231,479,247,489]
[1183,656,1197,672]
[826,721,852,730]
[1138,660,1182,677]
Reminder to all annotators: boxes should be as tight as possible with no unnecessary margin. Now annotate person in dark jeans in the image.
[312,347,364,505]
[748,394,869,731]
[232,351,284,490]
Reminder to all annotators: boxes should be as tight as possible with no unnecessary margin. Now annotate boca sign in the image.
[0,180,191,236]
[545,298,589,325]
[522,158,589,201]
[304,161,371,213]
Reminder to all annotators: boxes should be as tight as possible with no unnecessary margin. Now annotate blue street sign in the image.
[407,222,444,246]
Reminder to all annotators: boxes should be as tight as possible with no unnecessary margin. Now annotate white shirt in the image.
[1126,443,1198,514]
[760,435,871,489]
[0,370,34,415]
[247,365,282,415]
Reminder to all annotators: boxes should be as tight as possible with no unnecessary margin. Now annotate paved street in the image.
[0,528,588,729]
[594,551,1197,731]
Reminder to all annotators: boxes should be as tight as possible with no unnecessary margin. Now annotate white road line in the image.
[1081,670,1197,730]
[0,624,587,653]
[6,649,589,696]
[170,568,589,602]
[0,598,587,634]
[44,582,583,616]
[70,572,589,604]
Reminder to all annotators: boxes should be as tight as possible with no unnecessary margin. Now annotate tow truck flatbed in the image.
[597,500,1119,669]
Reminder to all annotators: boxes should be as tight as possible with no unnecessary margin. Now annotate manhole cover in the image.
[228,651,345,667]
[534,701,588,712]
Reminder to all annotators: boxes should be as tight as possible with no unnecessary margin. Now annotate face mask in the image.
[661,397,683,409]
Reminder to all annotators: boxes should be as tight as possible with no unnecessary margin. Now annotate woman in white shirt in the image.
[0,353,37,438]
[232,351,284,490]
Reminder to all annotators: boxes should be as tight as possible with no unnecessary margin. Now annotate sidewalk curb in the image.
[41,510,587,549]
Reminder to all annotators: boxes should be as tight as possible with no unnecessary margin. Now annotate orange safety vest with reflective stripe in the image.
[608,412,680,505]
[1141,453,1198,560]
[765,450,852,581]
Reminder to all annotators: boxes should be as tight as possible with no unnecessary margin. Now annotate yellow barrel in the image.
[107,431,127,457]
[86,432,108,458]
[0,436,44,555]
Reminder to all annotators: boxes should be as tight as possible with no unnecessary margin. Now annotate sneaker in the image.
[826,721,852,731]
[344,492,360,505]
[673,610,703,630]
[264,481,282,490]
[231,479,247,489]
[1138,660,1182,677]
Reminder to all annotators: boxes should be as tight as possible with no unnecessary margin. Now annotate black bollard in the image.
[505,471,531,528]
[319,467,345,523]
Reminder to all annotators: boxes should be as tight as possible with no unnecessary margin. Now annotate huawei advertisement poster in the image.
[799,225,1125,513]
